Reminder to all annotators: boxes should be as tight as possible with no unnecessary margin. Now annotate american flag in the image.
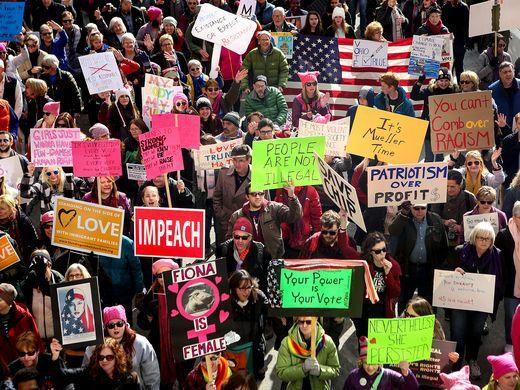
[284,35,452,118]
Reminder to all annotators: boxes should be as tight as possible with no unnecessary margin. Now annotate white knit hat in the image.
[332,6,345,20]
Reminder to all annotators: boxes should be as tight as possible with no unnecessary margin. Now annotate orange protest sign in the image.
[52,197,124,258]
[0,235,20,271]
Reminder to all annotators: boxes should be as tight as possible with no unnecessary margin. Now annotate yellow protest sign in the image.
[52,197,124,258]
[0,235,20,271]
[346,106,428,164]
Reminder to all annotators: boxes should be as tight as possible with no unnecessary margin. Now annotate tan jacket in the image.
[16,50,46,81]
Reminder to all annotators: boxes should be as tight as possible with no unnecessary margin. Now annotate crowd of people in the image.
[0,0,520,388]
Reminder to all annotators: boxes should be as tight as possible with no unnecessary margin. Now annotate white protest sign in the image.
[469,0,520,37]
[433,269,495,313]
[126,163,147,181]
[366,162,448,207]
[142,74,182,126]
[79,52,124,95]
[411,35,443,62]
[299,118,349,157]
[314,152,366,232]
[237,0,256,18]
[30,128,82,167]
[0,156,23,188]
[439,34,453,62]
[195,138,243,170]
[352,40,388,69]
[463,212,499,241]
[192,3,258,55]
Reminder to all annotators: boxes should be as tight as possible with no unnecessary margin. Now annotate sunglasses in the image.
[298,320,312,325]
[189,67,201,71]
[18,350,37,357]
[413,206,427,211]
[234,234,250,240]
[46,170,59,176]
[43,224,53,230]
[321,229,337,236]
[176,101,187,107]
[97,354,115,362]
[466,161,480,166]
[0,139,10,144]
[106,320,125,329]
[26,44,37,48]
[206,87,219,92]
[171,77,179,82]
[479,200,494,205]
[404,311,417,318]
[372,247,387,254]
[62,19,73,23]
[305,82,317,87]
[476,236,492,242]
[459,80,472,84]
[259,130,273,135]
[41,32,52,36]
[248,192,264,197]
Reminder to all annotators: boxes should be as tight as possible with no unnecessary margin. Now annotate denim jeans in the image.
[349,0,367,37]
[450,309,488,368]
[504,297,520,345]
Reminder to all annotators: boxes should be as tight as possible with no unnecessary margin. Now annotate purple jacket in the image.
[464,205,507,231]
[291,92,331,127]
[343,367,419,390]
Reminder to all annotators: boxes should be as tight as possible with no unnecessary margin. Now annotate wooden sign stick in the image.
[164,173,172,208]
[205,355,214,384]
[310,317,317,359]
[96,177,102,205]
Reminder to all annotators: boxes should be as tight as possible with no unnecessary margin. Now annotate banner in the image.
[164,259,232,361]
[194,138,243,170]
[142,74,182,126]
[429,91,494,154]
[30,128,82,167]
[0,2,25,41]
[298,118,349,157]
[272,32,294,59]
[79,52,124,95]
[315,153,366,231]
[0,235,20,271]
[72,140,122,177]
[250,136,325,191]
[352,39,388,69]
[367,315,435,364]
[366,162,448,207]
[463,212,499,241]
[408,35,444,78]
[126,163,147,181]
[139,131,183,179]
[469,0,520,37]
[134,207,205,259]
[152,113,200,149]
[0,155,23,188]
[51,197,124,258]
[433,269,496,313]
[346,106,428,164]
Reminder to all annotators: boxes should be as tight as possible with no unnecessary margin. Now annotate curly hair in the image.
[88,338,131,381]
[361,232,387,262]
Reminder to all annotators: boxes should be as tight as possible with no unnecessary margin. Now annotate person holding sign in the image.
[291,71,331,128]
[463,186,507,233]
[185,352,233,390]
[276,316,340,390]
[107,88,140,141]
[136,174,194,208]
[477,34,512,90]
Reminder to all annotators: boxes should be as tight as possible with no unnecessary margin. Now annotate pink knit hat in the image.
[147,6,162,22]
[488,352,518,380]
[103,305,127,325]
[359,336,368,361]
[152,258,179,276]
[173,92,188,106]
[298,71,319,86]
[439,366,480,390]
[43,102,60,117]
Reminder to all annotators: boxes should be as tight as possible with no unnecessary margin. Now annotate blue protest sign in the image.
[0,2,25,41]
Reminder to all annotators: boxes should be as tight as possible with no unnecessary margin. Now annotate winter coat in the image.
[185,22,214,64]
[240,44,289,90]
[263,20,297,33]
[478,50,512,87]
[463,205,507,232]
[136,177,195,208]
[256,1,275,26]
[0,209,39,266]
[495,226,520,299]
[116,6,145,36]
[368,256,402,318]
[504,187,520,220]
[441,1,469,46]
[15,49,46,82]
[374,86,415,117]
[219,48,242,81]
[344,366,419,390]
[489,78,520,127]
[107,102,137,141]
[40,30,69,72]
[299,230,361,260]
[41,69,82,116]
[244,86,288,126]
[501,132,520,186]
[375,5,408,42]
[291,93,331,127]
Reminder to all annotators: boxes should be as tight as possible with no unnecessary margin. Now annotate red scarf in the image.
[426,19,444,35]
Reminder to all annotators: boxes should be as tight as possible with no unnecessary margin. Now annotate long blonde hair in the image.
[40,166,65,192]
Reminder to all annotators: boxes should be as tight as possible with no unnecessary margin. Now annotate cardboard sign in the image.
[0,155,23,187]
[409,35,444,78]
[0,2,25,41]
[469,0,520,37]
[134,207,205,259]
[31,128,82,167]
[315,153,366,231]
[192,3,257,55]
[346,106,428,164]
[164,259,232,361]
[463,212,499,241]
[366,162,448,207]
[237,0,256,18]
[79,52,124,95]
[126,163,147,181]
[250,136,325,191]
[433,269,496,313]
[152,113,200,150]
[71,140,122,177]
[285,15,307,30]
[272,32,294,59]
[299,118,349,157]
[51,197,124,258]
[139,131,183,179]
[367,315,435,364]
[352,40,388,69]
[0,235,20,271]
[429,91,494,154]
[195,138,243,170]
[142,74,182,126]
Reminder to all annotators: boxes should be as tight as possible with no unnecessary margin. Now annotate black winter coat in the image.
[41,69,82,115]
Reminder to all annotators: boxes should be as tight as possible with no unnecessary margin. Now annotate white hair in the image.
[109,17,127,33]
[469,221,496,246]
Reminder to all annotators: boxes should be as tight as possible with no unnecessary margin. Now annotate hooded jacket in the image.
[240,44,289,90]
[374,86,415,117]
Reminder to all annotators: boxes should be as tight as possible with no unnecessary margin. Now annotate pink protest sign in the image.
[71,140,122,177]
[139,131,184,179]
[151,113,200,149]
[31,128,82,167]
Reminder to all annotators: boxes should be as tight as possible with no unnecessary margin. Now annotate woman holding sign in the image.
[463,186,507,234]
[291,71,331,128]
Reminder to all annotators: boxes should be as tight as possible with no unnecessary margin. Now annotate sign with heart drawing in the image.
[163,259,232,361]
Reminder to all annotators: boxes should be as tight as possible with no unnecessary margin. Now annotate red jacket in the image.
[219,47,242,81]
[351,163,368,206]
[299,230,361,260]
[368,256,402,318]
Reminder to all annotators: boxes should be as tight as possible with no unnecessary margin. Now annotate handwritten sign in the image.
[367,315,435,364]
[237,0,256,18]
[315,153,366,231]
[72,140,122,177]
[139,131,183,180]
[0,2,25,41]
[142,74,182,126]
[346,106,428,164]
[272,32,294,59]
[0,235,20,271]
[285,15,307,29]
[79,52,124,95]
[126,163,147,181]
[31,128,82,167]
[192,3,257,55]
[469,0,520,37]
[352,40,388,69]
[366,162,448,207]
[152,113,200,150]
[195,138,243,170]
[0,155,23,187]
[52,197,124,258]
[299,118,349,157]
[433,269,496,313]
[463,212,499,241]
[429,91,494,154]
[409,35,444,78]
[250,136,324,191]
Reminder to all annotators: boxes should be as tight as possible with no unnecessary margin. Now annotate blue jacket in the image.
[489,78,520,127]
[256,1,275,26]
[40,30,69,72]
[374,86,415,117]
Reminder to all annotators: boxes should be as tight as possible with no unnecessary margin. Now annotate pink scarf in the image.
[508,218,520,298]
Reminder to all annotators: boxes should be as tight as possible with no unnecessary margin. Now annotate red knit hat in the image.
[0,100,10,132]
[233,217,253,235]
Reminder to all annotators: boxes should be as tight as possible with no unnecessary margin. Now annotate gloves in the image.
[489,56,499,67]
[303,358,320,376]
[417,75,426,84]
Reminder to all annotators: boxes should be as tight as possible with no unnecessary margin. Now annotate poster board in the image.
[469,0,520,38]
[272,32,294,59]
[71,140,122,177]
[139,130,183,179]
[237,0,256,18]
[463,212,499,241]
[352,39,388,69]
[286,15,307,30]
[30,128,82,167]
[408,35,444,78]
[79,52,124,95]
[126,163,147,181]
[298,118,349,157]
[142,74,183,126]
[0,155,24,188]
[0,235,20,271]
[152,113,200,150]
[194,138,243,170]
[0,2,25,41]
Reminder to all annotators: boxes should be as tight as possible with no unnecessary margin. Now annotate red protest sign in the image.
[134,207,205,259]
[152,113,200,149]
[139,131,184,179]
[71,140,122,177]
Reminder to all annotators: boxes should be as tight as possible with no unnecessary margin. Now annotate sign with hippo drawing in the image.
[163,259,232,361]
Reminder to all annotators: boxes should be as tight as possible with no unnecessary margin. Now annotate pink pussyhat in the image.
[43,102,60,117]
[488,352,518,380]
[298,71,319,87]
[439,366,480,390]
[312,113,331,124]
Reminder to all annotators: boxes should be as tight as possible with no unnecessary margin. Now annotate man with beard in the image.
[0,130,28,173]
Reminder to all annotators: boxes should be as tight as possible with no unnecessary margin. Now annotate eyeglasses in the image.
[46,170,59,176]
[259,130,273,135]
[466,161,480,166]
[298,320,312,325]
[97,354,115,362]
[305,82,317,87]
[55,122,67,127]
[0,139,10,144]
[371,247,387,254]
[18,350,37,357]
[43,224,53,230]
[321,229,338,236]
[62,19,73,23]
[106,320,125,329]
[459,80,472,84]
[479,200,494,205]
[413,206,427,211]
[206,87,219,92]
[176,101,187,107]
[248,192,264,197]
[238,285,253,291]
[68,273,83,280]
[476,236,492,242]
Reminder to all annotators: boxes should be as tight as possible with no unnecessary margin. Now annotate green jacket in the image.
[244,86,288,126]
[276,322,340,390]
[241,44,289,89]
[483,378,520,390]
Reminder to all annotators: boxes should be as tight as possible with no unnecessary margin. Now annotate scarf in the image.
[211,91,224,118]
[508,218,520,298]
[465,168,483,196]
[287,331,326,359]
[201,357,232,389]
[426,18,444,35]
[282,187,308,249]
[158,293,177,384]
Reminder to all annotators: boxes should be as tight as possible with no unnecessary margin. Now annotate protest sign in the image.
[0,235,20,272]
[164,259,232,361]
[72,140,122,177]
[429,91,494,154]
[346,106,428,164]
[152,113,200,149]
[250,136,325,191]
[367,315,435,364]
[286,15,307,29]
[142,74,182,126]
[315,153,366,231]
[408,35,444,78]
[79,52,124,95]
[139,129,183,180]
[366,162,448,207]
[469,0,520,37]
[30,128,82,167]
[52,197,124,258]
[267,258,368,318]
[195,138,243,170]
[463,212,499,241]
[237,0,256,18]
[0,155,23,188]
[272,33,294,59]
[433,269,496,313]
[299,118,349,157]
[126,163,147,181]
[192,4,257,55]
[0,2,25,41]
[134,207,205,259]
[352,40,388,69]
